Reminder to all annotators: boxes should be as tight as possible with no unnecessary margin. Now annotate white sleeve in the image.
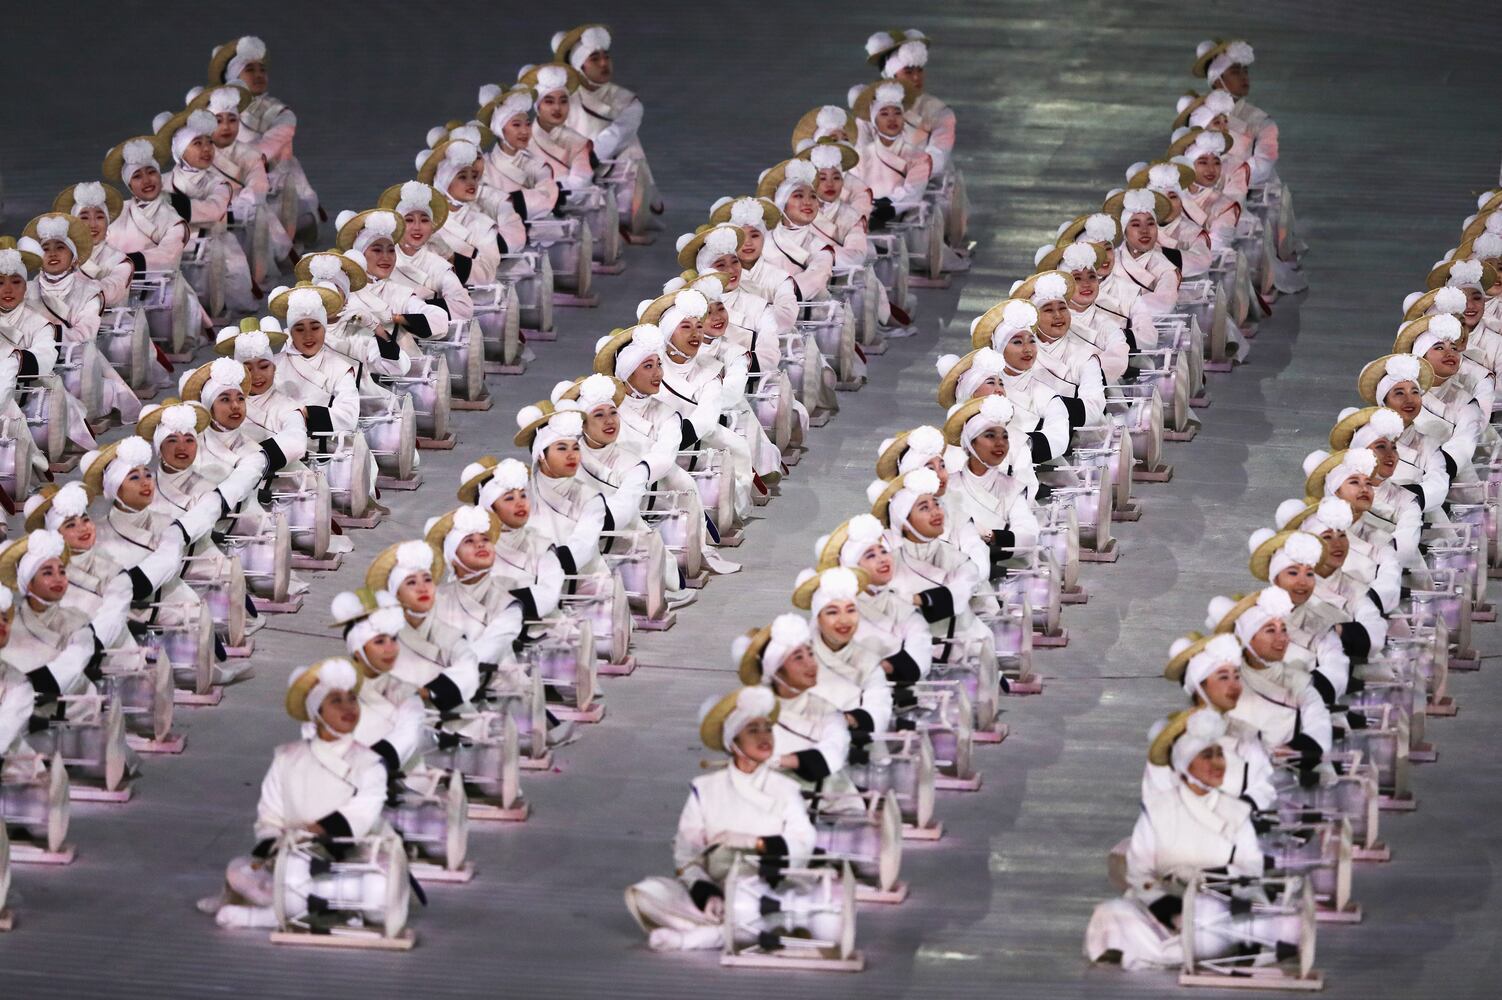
[339,753,393,838]
[672,784,712,886]
[0,670,35,753]
[592,98,642,161]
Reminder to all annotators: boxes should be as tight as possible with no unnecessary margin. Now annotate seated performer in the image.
[624,685,814,951]
[203,657,388,928]
[1085,708,1265,970]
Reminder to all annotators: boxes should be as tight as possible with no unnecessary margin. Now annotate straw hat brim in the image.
[424,506,503,551]
[1249,529,1327,581]
[22,483,62,534]
[1147,709,1194,767]
[875,432,912,481]
[335,209,406,254]
[1190,40,1228,79]
[181,360,250,410]
[1036,242,1108,273]
[1011,270,1078,306]
[102,134,170,185]
[1165,127,1232,160]
[364,541,445,595]
[1211,592,1257,635]
[591,328,636,377]
[1356,354,1435,405]
[552,23,608,62]
[514,400,559,449]
[207,39,260,84]
[214,328,289,356]
[1054,212,1121,248]
[941,397,989,447]
[971,297,1034,350]
[519,62,582,94]
[1425,259,1500,292]
[700,685,780,753]
[136,399,211,443]
[457,456,500,504]
[709,197,781,230]
[294,251,369,292]
[269,283,345,324]
[870,476,907,527]
[22,213,94,264]
[795,139,860,172]
[188,86,254,115]
[53,183,124,222]
[735,628,773,686]
[676,224,746,270]
[1392,314,1462,356]
[816,521,853,572]
[1163,631,1210,683]
[556,374,628,407]
[1170,90,1206,131]
[285,659,364,723]
[1101,189,1173,226]
[1328,406,1379,450]
[1303,450,1350,501]
[377,183,452,230]
[81,441,127,502]
[1127,161,1195,191]
[328,588,386,629]
[792,566,872,611]
[852,79,918,120]
[791,107,859,151]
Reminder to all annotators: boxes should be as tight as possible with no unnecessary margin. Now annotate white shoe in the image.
[215,904,278,929]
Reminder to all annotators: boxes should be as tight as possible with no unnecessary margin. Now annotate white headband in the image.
[1120,188,1158,228]
[1171,708,1227,777]
[607,325,666,383]
[1323,447,1376,496]
[659,289,709,339]
[882,39,928,78]
[41,482,90,532]
[1349,407,1404,450]
[34,216,77,260]
[283,286,329,328]
[883,467,940,529]
[1061,242,1099,272]
[1446,258,1484,290]
[476,458,530,511]
[395,181,435,219]
[1431,285,1467,315]
[18,529,66,594]
[1205,586,1286,643]
[754,613,811,682]
[870,82,907,122]
[103,435,155,501]
[690,226,741,273]
[1028,272,1068,307]
[171,110,218,163]
[714,685,776,753]
[1207,40,1254,84]
[119,138,160,184]
[774,160,818,212]
[807,144,844,173]
[201,356,247,409]
[1303,496,1353,535]
[959,395,1015,455]
[489,93,534,135]
[883,424,945,476]
[291,658,359,730]
[152,402,201,452]
[444,505,493,568]
[1376,353,1422,402]
[833,513,887,569]
[523,404,584,460]
[564,25,612,70]
[573,373,620,414]
[806,566,861,617]
[69,181,109,215]
[1185,131,1226,162]
[386,540,436,597]
[1254,529,1322,579]
[726,197,768,234]
[347,209,400,255]
[223,35,266,84]
[0,248,25,276]
[1182,632,1243,699]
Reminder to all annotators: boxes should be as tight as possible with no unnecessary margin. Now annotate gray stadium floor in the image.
[3,2,1500,997]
